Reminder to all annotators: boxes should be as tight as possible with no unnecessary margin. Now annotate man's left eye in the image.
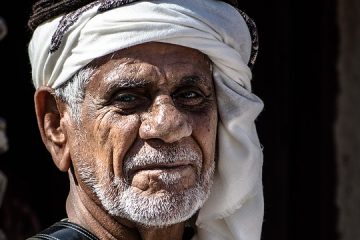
[173,90,205,107]
[178,91,199,99]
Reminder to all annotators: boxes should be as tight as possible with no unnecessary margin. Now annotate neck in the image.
[66,171,186,240]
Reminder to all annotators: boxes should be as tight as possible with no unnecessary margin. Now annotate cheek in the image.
[192,110,218,170]
[80,113,141,177]
[110,115,141,176]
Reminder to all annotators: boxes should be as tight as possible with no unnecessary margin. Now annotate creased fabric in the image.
[28,0,264,239]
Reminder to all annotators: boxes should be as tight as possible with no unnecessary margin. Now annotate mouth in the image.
[127,162,193,179]
[133,162,191,172]
[127,162,198,192]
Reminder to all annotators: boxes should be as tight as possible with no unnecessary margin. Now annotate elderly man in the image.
[26,0,264,239]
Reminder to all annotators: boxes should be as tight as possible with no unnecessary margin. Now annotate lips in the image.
[128,162,193,178]
[129,163,197,192]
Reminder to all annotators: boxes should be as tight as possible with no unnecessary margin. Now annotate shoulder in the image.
[27,219,99,240]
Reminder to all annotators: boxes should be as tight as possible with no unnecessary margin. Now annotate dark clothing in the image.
[27,219,99,240]
[27,218,195,240]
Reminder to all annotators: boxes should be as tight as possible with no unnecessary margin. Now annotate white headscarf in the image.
[29,0,264,239]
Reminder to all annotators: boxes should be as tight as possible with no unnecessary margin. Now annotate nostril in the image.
[143,123,151,132]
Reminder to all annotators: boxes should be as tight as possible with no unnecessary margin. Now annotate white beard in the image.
[77,144,215,227]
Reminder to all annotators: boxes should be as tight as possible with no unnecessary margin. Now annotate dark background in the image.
[0,0,338,239]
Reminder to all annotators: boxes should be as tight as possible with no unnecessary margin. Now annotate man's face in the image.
[66,42,217,226]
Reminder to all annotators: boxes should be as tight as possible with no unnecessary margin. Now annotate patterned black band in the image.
[98,0,141,12]
[50,1,100,53]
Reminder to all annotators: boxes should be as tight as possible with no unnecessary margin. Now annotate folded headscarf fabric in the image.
[28,0,264,239]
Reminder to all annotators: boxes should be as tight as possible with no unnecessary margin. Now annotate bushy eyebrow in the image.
[106,78,151,89]
[106,74,209,89]
[179,75,212,87]
[106,76,205,92]
[103,62,150,88]
[101,78,151,99]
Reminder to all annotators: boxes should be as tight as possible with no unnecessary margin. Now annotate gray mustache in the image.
[123,146,202,176]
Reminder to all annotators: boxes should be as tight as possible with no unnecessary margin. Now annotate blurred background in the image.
[0,0,359,239]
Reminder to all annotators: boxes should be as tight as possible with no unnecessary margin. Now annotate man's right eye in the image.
[115,93,138,102]
[112,92,148,112]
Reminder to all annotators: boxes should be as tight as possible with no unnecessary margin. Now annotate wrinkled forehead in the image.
[88,42,212,69]
[85,42,215,91]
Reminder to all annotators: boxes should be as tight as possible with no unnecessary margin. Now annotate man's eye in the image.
[115,94,137,102]
[173,90,205,107]
[111,92,148,113]
[178,91,199,99]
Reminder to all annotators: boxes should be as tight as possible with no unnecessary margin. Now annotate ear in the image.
[34,86,71,172]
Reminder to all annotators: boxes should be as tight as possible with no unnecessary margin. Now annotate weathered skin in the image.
[34,42,218,240]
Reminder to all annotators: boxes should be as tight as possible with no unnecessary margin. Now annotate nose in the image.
[139,95,192,143]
